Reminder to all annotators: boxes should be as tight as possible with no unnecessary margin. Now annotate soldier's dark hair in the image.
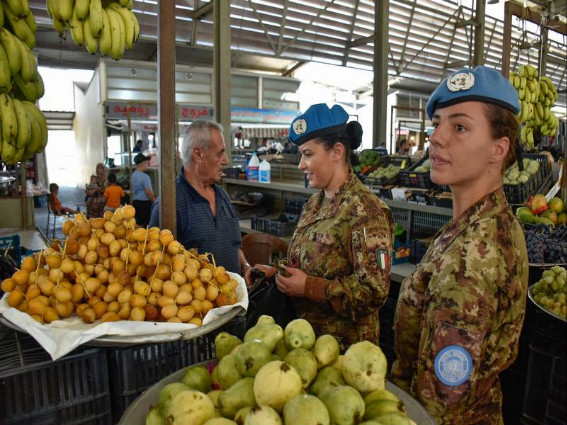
[483,103,518,172]
[317,121,363,166]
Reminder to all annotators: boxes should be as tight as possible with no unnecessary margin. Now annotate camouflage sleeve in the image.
[312,206,394,321]
[415,235,502,421]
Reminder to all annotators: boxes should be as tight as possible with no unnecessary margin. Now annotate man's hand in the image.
[275,266,306,297]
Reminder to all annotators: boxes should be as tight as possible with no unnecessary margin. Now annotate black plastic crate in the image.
[108,336,216,422]
[251,216,296,237]
[411,211,450,239]
[284,198,308,215]
[546,399,566,425]
[0,328,53,372]
[390,207,410,234]
[0,347,111,425]
[410,239,429,264]
[399,156,435,189]
[504,154,549,205]
[0,234,21,267]
[384,154,411,169]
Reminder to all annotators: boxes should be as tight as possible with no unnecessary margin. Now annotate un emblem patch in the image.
[434,345,473,386]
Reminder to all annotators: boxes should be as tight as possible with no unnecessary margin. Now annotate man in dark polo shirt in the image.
[149,120,252,281]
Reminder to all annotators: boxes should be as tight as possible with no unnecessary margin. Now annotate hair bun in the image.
[346,121,363,150]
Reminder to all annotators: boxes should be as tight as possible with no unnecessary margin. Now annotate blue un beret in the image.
[289,103,349,146]
[426,66,521,119]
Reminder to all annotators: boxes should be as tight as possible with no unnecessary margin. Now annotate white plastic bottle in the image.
[259,159,271,183]
[247,152,260,181]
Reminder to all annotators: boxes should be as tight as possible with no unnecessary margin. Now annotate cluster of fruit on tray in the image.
[48,0,140,60]
[353,150,383,176]
[1,206,239,325]
[366,164,401,183]
[412,159,430,173]
[525,224,567,265]
[517,195,566,227]
[509,64,559,149]
[1,0,49,164]
[503,158,540,186]
[146,316,416,425]
[531,266,567,320]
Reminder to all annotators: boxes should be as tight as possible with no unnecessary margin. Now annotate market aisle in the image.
[34,186,86,242]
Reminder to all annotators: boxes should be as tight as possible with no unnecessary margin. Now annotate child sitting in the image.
[104,173,125,212]
[49,183,79,216]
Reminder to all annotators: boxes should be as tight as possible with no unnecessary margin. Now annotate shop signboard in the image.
[231,107,300,124]
[105,101,214,122]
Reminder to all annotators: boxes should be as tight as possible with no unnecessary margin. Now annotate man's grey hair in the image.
[181,120,224,165]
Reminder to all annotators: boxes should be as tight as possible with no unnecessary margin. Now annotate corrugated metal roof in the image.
[28,0,566,102]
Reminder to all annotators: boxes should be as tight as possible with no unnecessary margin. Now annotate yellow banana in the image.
[106,7,124,60]
[13,73,37,101]
[543,107,550,121]
[0,29,22,76]
[3,0,36,49]
[23,113,42,158]
[22,101,47,151]
[17,38,36,82]
[68,6,84,46]
[127,0,133,10]
[119,0,128,6]
[0,0,4,28]
[33,72,44,99]
[0,44,12,93]
[520,77,526,89]
[513,75,520,89]
[83,16,98,54]
[0,93,18,143]
[89,0,103,38]
[12,98,31,149]
[75,0,90,20]
[1,138,18,164]
[99,8,112,54]
[58,0,73,22]
[108,3,134,49]
[25,10,37,33]
[519,65,526,78]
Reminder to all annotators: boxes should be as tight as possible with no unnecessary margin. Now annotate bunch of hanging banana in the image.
[48,0,140,60]
[0,93,48,164]
[509,64,560,149]
[0,0,36,49]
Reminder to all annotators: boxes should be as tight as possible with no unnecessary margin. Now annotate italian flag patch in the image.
[376,250,389,270]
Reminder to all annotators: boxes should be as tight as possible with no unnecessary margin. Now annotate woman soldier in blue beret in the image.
[255,103,394,349]
[391,66,529,424]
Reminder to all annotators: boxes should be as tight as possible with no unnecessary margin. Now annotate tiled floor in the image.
[34,186,86,242]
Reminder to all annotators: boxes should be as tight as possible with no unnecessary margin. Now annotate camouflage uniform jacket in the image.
[288,171,394,350]
[391,189,528,425]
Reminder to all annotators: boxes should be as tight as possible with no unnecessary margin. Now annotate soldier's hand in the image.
[275,266,306,297]
[253,264,277,279]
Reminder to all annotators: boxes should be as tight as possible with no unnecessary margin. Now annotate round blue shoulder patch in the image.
[434,345,473,386]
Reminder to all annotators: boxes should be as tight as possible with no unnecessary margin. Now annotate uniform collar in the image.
[434,188,509,253]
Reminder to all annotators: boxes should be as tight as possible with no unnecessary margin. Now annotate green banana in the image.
[1,138,18,164]
[33,72,44,99]
[75,0,90,20]
[119,0,128,6]
[68,6,84,46]
[0,93,18,142]
[5,0,28,17]
[0,0,4,28]
[57,0,73,22]
[3,0,36,49]
[23,114,42,159]
[13,73,37,101]
[108,3,134,49]
[127,0,133,10]
[0,44,12,93]
[12,98,31,149]
[46,0,53,18]
[25,10,37,32]
[22,100,47,151]
[513,75,520,89]
[89,0,103,38]
[1,28,22,77]
[106,7,124,60]
[17,38,36,82]
[83,16,98,54]
[53,16,66,35]
[98,8,111,54]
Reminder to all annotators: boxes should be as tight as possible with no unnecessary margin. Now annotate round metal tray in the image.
[118,361,437,425]
[528,284,567,323]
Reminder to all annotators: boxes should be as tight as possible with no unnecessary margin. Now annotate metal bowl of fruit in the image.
[528,266,567,323]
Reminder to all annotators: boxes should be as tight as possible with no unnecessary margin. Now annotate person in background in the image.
[254,103,394,349]
[49,183,79,216]
[103,173,125,212]
[396,138,411,154]
[149,120,252,282]
[133,139,143,153]
[391,66,528,425]
[85,163,107,218]
[131,153,155,227]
